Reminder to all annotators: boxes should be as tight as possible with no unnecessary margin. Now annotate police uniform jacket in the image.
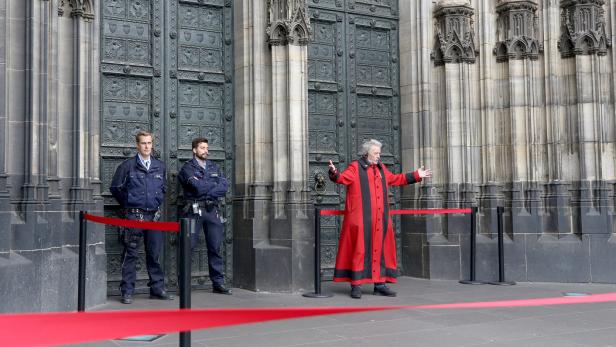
[109,155,166,211]
[178,158,228,202]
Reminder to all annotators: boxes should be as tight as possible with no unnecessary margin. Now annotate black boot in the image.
[350,285,362,299]
[373,283,396,297]
[213,285,233,295]
[150,290,174,300]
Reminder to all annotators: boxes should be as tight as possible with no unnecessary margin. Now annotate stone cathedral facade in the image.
[1,0,616,312]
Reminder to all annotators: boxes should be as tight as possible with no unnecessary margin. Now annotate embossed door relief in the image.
[100,0,234,294]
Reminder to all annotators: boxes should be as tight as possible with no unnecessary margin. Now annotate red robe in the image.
[329,158,421,285]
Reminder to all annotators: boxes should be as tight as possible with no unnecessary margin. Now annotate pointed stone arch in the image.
[445,44,464,63]
[267,0,312,47]
[269,23,289,46]
[575,34,596,55]
[511,39,528,59]
[290,24,309,45]
[495,42,508,62]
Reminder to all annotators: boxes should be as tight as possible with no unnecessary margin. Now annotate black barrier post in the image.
[78,211,87,312]
[489,206,515,286]
[303,207,333,298]
[460,207,485,285]
[179,218,195,347]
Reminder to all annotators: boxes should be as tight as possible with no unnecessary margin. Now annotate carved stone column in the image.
[0,0,104,312]
[233,0,273,291]
[267,0,311,208]
[495,0,544,233]
[267,0,312,291]
[432,0,479,207]
[0,0,10,258]
[399,0,443,278]
[233,0,313,292]
[557,0,612,237]
[402,0,480,280]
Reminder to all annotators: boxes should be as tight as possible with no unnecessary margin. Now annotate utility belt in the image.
[184,199,219,215]
[124,208,161,221]
[119,208,161,245]
[125,208,157,214]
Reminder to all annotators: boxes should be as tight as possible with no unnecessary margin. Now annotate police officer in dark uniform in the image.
[178,137,231,294]
[110,131,173,304]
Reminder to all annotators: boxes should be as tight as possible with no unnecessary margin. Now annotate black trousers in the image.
[120,211,165,295]
[188,208,225,287]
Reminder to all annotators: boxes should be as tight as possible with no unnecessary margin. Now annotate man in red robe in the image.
[328,139,432,299]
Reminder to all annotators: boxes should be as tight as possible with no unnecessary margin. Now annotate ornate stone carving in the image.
[267,0,312,46]
[559,0,611,58]
[495,0,543,62]
[58,0,94,19]
[58,0,67,16]
[432,0,478,65]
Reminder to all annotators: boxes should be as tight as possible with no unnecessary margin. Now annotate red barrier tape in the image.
[84,214,180,232]
[0,307,394,347]
[416,292,616,309]
[320,210,345,215]
[391,208,472,215]
[320,208,472,216]
[2,292,616,346]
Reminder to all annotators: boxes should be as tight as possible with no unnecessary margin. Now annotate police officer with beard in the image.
[110,131,173,304]
[178,137,231,294]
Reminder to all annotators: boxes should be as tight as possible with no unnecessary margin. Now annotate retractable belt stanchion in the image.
[78,211,88,312]
[303,207,333,298]
[460,207,485,285]
[77,212,182,312]
[179,218,196,347]
[489,206,515,286]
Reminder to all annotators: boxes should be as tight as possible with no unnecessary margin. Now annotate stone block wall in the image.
[399,0,616,283]
[0,0,105,312]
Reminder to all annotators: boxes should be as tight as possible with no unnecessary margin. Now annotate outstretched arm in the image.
[328,160,356,185]
[385,165,432,186]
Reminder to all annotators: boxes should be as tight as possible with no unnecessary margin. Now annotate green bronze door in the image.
[307,1,401,278]
[100,0,234,295]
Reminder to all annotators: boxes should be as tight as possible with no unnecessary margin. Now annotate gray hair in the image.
[359,139,382,156]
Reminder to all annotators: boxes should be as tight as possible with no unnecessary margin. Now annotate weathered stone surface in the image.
[399,0,616,284]
[0,0,105,312]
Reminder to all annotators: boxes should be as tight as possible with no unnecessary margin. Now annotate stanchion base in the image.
[488,281,516,286]
[302,292,334,298]
[117,335,165,342]
[459,280,486,285]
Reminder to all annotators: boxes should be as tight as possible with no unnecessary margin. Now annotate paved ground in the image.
[81,277,616,347]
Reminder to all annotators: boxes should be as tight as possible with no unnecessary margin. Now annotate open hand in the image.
[417,166,432,178]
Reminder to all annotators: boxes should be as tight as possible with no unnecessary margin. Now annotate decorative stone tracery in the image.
[267,0,312,46]
[559,0,611,57]
[58,0,94,19]
[495,0,542,62]
[432,0,477,65]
